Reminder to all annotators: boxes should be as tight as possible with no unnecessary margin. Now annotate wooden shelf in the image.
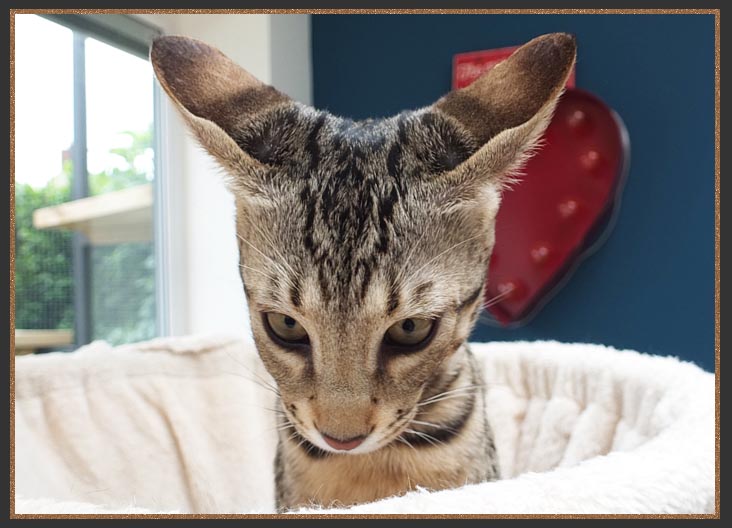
[33,184,153,245]
[15,329,74,355]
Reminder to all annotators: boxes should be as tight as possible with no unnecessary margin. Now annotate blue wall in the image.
[311,15,716,371]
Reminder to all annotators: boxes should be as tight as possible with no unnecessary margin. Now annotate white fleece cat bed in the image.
[14,335,715,515]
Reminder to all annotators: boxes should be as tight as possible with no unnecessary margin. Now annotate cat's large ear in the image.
[433,33,577,190]
[150,35,291,195]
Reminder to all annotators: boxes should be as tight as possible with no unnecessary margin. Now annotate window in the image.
[14,14,163,354]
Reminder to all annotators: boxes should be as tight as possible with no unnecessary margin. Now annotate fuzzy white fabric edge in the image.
[14,338,715,515]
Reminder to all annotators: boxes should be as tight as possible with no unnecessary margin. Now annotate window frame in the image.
[36,14,169,344]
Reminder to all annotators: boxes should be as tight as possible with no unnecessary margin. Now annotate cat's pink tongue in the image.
[322,433,365,451]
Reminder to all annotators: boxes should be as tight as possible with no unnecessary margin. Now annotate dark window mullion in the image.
[71,33,91,347]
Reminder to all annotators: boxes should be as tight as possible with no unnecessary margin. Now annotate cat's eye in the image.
[263,312,309,346]
[384,318,436,351]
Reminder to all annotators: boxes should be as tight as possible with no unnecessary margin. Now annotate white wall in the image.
[270,15,313,105]
[135,14,312,341]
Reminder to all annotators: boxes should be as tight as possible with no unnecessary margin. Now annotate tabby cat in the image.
[151,32,576,510]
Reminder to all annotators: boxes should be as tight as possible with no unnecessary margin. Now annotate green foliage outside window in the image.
[14,126,156,346]
[14,166,75,331]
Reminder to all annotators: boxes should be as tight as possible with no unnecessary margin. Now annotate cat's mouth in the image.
[307,423,384,455]
[283,411,418,456]
[279,395,437,456]
[321,432,368,451]
[313,412,420,456]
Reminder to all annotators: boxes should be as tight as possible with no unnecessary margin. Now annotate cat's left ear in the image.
[432,33,577,190]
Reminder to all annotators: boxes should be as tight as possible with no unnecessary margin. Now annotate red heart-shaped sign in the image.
[484,88,629,326]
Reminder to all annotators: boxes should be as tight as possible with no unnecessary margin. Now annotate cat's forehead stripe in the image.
[305,112,327,173]
[457,286,483,314]
[240,104,482,308]
[412,281,434,305]
[290,278,302,308]
[386,282,400,315]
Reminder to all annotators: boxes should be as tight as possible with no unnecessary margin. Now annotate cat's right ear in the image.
[150,35,290,196]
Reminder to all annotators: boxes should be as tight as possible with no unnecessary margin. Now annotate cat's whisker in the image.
[291,433,313,451]
[417,386,483,407]
[415,392,479,409]
[395,435,417,451]
[223,350,282,397]
[239,261,291,291]
[408,419,457,433]
[238,402,286,418]
[404,428,445,448]
[482,287,514,308]
[420,383,484,403]
[223,370,281,397]
[248,223,299,279]
[473,288,516,326]
[237,233,296,289]
[260,421,296,435]
[238,282,286,302]
[394,226,432,286]
[224,360,280,392]
[420,384,483,401]
[238,263,278,282]
[477,312,502,326]
[275,424,296,433]
[304,442,324,458]
[223,349,278,386]
[401,233,484,287]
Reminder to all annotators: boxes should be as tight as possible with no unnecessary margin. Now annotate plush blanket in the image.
[14,335,715,515]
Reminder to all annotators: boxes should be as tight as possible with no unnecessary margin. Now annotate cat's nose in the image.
[321,432,367,451]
